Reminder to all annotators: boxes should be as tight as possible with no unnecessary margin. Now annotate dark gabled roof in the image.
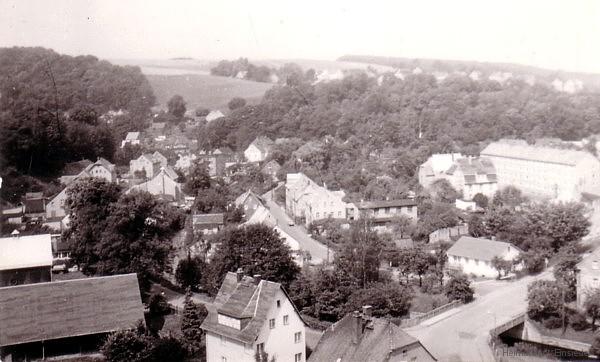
[201,272,307,344]
[192,213,224,225]
[309,313,436,362]
[357,199,417,209]
[62,159,93,176]
[0,274,144,347]
[446,236,522,262]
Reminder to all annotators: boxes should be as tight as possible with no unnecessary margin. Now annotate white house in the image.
[244,137,274,163]
[130,152,167,179]
[175,153,198,175]
[201,271,307,362]
[285,173,355,226]
[121,132,141,148]
[481,139,600,201]
[61,157,117,186]
[418,153,464,189]
[127,167,183,202]
[206,110,225,122]
[446,236,522,278]
[444,157,498,200]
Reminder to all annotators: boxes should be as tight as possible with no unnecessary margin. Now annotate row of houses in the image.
[419,139,600,203]
[285,173,418,228]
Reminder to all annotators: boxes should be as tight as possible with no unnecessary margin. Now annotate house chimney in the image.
[236,268,244,282]
[362,305,372,318]
[352,311,362,344]
[253,274,262,285]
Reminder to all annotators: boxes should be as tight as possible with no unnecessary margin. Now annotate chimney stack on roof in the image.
[253,274,262,285]
[236,268,244,282]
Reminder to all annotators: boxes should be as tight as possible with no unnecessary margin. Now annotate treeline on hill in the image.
[210,57,317,84]
[198,70,600,200]
[0,47,155,203]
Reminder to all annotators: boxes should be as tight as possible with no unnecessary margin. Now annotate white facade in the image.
[481,140,600,201]
[206,288,306,362]
[286,173,354,226]
[244,143,266,163]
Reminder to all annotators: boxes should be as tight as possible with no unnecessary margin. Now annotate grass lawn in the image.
[147,74,273,111]
[410,290,450,314]
[530,319,595,345]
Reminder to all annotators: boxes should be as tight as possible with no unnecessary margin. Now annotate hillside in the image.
[146,73,273,111]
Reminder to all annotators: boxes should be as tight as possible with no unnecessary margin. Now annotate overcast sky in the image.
[1,0,599,73]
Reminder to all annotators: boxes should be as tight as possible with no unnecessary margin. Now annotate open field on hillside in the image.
[146,73,273,111]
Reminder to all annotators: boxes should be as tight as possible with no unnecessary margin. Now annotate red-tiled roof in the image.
[0,274,144,347]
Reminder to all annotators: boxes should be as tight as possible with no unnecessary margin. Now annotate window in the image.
[220,335,226,346]
[277,300,281,308]
[338,211,341,217]
[294,331,302,343]
[385,207,390,214]
[257,343,265,354]
[316,212,320,218]
[269,318,275,329]
[283,315,289,325]
[407,206,413,213]
[221,357,227,362]
[295,353,303,362]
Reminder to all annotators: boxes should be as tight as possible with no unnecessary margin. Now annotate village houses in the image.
[244,136,274,163]
[446,236,522,278]
[129,151,168,179]
[285,173,355,226]
[201,271,307,362]
[127,166,183,202]
[121,131,142,148]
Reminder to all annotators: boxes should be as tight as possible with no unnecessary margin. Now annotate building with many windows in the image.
[481,139,600,201]
[201,271,307,362]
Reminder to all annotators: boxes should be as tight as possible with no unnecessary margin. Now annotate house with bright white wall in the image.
[285,173,356,226]
[244,136,274,163]
[577,249,600,309]
[201,271,307,362]
[446,236,522,278]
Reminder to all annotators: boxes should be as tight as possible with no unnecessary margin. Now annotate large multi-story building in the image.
[481,139,600,201]
[201,271,307,362]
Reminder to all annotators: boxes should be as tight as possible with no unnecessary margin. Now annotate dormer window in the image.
[217,313,241,330]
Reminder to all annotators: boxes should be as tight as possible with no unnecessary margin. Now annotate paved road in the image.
[406,272,553,362]
[262,189,332,264]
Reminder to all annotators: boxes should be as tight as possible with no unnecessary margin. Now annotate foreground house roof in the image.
[201,272,306,344]
[0,234,53,271]
[309,312,436,362]
[0,274,144,347]
[446,236,521,262]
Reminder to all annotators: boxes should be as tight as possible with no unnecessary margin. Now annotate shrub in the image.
[101,330,149,362]
[543,316,563,329]
[570,312,589,331]
[147,336,187,362]
[444,273,474,303]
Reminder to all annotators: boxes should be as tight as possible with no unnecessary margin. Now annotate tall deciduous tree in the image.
[203,224,300,294]
[527,280,562,321]
[167,95,186,118]
[445,273,474,303]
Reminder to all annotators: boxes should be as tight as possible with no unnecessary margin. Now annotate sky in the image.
[1,0,600,73]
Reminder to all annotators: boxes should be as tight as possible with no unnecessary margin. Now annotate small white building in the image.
[446,236,522,278]
[244,137,274,163]
[121,132,141,148]
[127,167,183,202]
[201,271,307,362]
[206,110,225,122]
[129,152,167,179]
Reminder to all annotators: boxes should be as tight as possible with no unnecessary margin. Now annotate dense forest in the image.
[0,47,155,202]
[199,69,600,200]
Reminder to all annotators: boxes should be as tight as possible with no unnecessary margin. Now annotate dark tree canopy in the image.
[167,95,186,118]
[203,224,300,295]
[64,178,184,293]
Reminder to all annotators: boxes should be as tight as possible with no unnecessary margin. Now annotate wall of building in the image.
[0,266,51,287]
[205,332,255,362]
[577,268,600,309]
[130,158,156,177]
[483,155,578,200]
[245,144,265,163]
[256,288,306,362]
[389,342,437,362]
[447,256,498,278]
[87,166,115,183]
[46,189,68,219]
